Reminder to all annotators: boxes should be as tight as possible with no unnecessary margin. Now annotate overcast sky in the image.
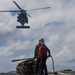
[0,0,75,72]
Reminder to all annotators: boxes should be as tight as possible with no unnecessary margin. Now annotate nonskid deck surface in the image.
[48,71,75,75]
[0,71,75,75]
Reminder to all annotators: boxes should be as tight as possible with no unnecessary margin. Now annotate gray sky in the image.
[0,0,75,72]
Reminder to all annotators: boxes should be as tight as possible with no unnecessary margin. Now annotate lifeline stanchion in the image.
[51,55,58,75]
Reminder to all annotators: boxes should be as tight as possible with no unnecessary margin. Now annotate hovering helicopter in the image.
[0,1,50,29]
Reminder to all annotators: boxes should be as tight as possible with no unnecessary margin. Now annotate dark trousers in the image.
[35,57,48,75]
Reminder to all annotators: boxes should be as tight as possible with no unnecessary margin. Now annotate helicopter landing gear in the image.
[16,15,30,29]
[16,21,30,28]
[16,25,30,28]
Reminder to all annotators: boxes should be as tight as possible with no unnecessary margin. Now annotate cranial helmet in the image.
[40,38,44,42]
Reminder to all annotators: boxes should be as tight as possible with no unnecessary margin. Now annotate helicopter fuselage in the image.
[17,12,28,26]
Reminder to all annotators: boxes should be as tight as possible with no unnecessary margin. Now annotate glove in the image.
[34,57,36,59]
[48,55,52,57]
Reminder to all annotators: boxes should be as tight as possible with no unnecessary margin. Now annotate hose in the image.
[50,55,58,75]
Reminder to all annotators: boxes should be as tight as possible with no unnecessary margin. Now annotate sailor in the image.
[35,38,51,75]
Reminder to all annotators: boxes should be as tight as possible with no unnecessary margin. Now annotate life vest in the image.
[38,45,47,58]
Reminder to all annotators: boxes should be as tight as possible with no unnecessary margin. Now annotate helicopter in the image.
[0,1,50,29]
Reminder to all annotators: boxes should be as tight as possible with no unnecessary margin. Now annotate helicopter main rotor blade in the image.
[22,10,31,17]
[0,10,21,12]
[13,1,23,11]
[26,13,31,17]
[27,7,51,11]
